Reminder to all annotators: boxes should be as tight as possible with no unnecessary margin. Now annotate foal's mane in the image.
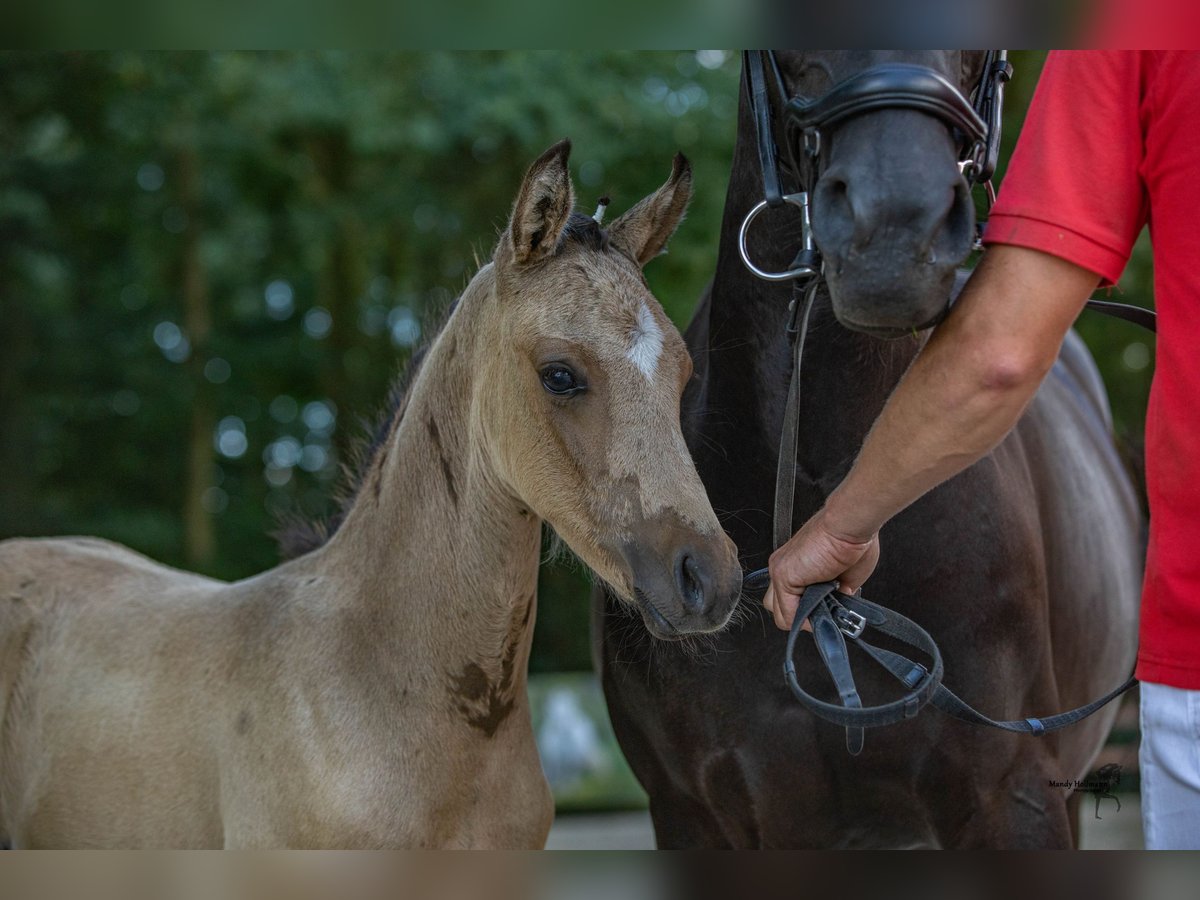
[276,212,608,560]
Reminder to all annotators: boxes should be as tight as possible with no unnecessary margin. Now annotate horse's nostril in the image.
[813,174,856,257]
[677,553,706,614]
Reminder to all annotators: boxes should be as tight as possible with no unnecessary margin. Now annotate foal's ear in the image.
[499,139,575,268]
[608,153,692,267]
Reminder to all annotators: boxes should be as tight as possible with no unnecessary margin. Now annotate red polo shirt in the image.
[984,51,1200,689]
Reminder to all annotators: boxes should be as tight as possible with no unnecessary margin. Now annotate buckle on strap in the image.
[833,604,866,639]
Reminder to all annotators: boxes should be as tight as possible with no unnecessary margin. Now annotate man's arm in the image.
[763,244,1101,630]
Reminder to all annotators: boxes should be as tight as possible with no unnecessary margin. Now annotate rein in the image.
[741,570,1140,756]
[738,50,1154,755]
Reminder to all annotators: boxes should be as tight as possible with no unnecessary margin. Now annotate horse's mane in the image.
[275,212,608,560]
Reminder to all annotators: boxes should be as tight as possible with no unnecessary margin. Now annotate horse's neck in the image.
[705,139,923,484]
[792,304,923,483]
[316,289,542,696]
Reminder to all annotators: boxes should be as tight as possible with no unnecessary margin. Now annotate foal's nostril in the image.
[676,553,706,615]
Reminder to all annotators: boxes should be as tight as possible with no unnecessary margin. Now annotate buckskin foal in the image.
[0,141,742,848]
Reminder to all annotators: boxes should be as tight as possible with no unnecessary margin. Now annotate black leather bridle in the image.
[739,50,1011,283]
[783,56,1007,187]
[737,51,1154,755]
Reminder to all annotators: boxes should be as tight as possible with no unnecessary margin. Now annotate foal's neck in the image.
[317,271,541,695]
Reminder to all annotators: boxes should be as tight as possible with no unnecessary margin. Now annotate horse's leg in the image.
[648,786,732,849]
[952,757,1074,849]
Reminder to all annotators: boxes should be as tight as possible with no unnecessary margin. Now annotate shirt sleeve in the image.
[983,51,1148,287]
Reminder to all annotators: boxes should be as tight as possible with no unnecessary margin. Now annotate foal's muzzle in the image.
[623,531,742,639]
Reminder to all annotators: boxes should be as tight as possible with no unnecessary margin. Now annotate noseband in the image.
[783,63,990,176]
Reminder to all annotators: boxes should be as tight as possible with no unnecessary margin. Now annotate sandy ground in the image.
[545,795,1143,849]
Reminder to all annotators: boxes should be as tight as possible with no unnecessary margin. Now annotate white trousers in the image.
[1139,681,1200,849]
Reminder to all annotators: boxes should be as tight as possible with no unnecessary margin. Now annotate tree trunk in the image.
[177,142,216,569]
[309,129,363,463]
[0,244,37,537]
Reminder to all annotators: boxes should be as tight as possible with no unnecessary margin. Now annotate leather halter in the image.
[737,51,1153,755]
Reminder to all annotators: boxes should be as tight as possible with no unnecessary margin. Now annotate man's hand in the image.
[762,509,880,631]
[761,246,1099,633]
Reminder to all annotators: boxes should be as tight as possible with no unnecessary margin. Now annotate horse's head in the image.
[776,51,990,335]
[479,141,742,639]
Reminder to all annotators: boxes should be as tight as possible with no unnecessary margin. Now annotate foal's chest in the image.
[224,719,552,848]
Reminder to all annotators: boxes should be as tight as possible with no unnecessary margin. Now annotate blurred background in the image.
[1,51,747,672]
[0,51,1152,835]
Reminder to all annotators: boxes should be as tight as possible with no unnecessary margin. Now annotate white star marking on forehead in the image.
[627,301,664,381]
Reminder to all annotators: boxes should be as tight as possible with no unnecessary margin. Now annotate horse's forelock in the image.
[560,211,609,253]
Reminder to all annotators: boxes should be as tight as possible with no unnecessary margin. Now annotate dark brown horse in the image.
[595,51,1141,848]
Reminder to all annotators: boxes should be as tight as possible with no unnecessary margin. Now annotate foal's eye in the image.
[540,364,584,397]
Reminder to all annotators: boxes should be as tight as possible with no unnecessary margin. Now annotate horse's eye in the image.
[540,364,584,397]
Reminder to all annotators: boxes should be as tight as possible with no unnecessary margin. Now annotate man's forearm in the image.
[821,245,1100,543]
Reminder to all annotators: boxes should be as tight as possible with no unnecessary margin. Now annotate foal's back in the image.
[0,536,533,848]
[0,536,241,846]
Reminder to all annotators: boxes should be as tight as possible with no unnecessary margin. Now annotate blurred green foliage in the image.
[0,52,1153,673]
